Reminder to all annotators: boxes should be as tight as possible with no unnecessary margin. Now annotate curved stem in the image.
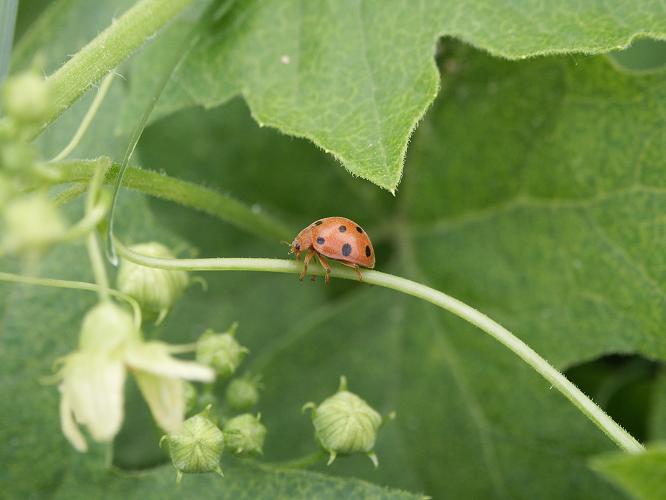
[50,72,114,162]
[49,160,293,242]
[39,0,195,133]
[0,272,141,329]
[114,241,645,454]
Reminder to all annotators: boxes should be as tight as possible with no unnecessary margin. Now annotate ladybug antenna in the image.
[280,240,291,246]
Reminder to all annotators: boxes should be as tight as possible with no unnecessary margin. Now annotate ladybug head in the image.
[288,228,312,258]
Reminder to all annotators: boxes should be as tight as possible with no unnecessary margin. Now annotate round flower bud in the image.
[303,376,384,467]
[225,374,262,411]
[117,242,189,324]
[2,72,52,125]
[195,323,248,378]
[223,413,267,456]
[1,193,66,255]
[160,405,224,483]
[79,302,138,352]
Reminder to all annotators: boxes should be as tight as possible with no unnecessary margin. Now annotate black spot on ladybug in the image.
[314,220,323,225]
[356,226,363,233]
[295,243,301,251]
[365,245,371,257]
[316,237,325,245]
[342,243,352,257]
[338,225,347,233]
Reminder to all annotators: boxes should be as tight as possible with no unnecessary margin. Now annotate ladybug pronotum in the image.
[289,217,375,284]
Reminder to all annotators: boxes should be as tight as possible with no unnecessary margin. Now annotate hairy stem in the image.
[41,0,195,132]
[50,160,293,241]
[115,242,645,455]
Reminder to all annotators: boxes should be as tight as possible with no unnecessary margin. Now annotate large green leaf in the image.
[131,0,666,191]
[592,446,666,500]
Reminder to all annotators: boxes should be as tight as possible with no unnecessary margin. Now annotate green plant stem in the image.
[50,72,114,162]
[114,242,645,455]
[41,0,195,132]
[266,450,327,470]
[0,272,141,329]
[85,161,111,301]
[0,0,18,85]
[50,160,293,241]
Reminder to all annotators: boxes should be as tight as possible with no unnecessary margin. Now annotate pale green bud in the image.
[225,374,262,411]
[160,405,224,483]
[223,413,266,456]
[79,302,138,352]
[117,242,189,324]
[195,323,248,378]
[2,72,52,124]
[303,376,386,467]
[1,192,66,255]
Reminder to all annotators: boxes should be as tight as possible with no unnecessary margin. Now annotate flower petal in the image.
[62,351,126,442]
[134,370,185,432]
[125,342,214,382]
[59,385,87,452]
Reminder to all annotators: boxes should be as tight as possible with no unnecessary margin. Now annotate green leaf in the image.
[130,0,666,191]
[592,446,666,500]
[54,461,421,499]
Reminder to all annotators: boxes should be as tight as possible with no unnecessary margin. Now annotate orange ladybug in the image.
[289,217,375,284]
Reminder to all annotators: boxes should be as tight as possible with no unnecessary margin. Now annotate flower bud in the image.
[79,302,138,352]
[1,192,66,255]
[303,376,384,467]
[160,405,224,483]
[225,374,262,410]
[2,72,52,125]
[223,413,266,456]
[195,323,248,378]
[117,242,189,324]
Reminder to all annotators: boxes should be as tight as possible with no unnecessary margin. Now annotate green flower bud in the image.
[79,302,139,352]
[195,323,248,378]
[223,413,267,456]
[160,405,224,484]
[2,72,52,124]
[225,374,262,411]
[303,376,387,467]
[117,242,189,324]
[1,192,66,255]
[0,140,36,172]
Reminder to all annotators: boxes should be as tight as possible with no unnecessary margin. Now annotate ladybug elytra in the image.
[289,217,375,284]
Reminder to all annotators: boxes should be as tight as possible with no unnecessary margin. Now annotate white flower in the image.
[58,302,215,452]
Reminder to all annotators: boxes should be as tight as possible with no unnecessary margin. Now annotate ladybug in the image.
[289,217,375,284]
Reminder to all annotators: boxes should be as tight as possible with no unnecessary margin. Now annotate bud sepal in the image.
[303,376,391,467]
[160,405,224,484]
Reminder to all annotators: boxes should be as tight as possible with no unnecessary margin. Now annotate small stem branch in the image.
[114,243,645,455]
[50,72,114,162]
[49,160,293,241]
[85,161,111,300]
[40,0,195,132]
[266,450,327,469]
[0,272,141,329]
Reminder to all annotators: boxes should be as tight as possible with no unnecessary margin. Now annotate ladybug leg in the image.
[339,261,364,281]
[317,254,332,285]
[300,249,316,281]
